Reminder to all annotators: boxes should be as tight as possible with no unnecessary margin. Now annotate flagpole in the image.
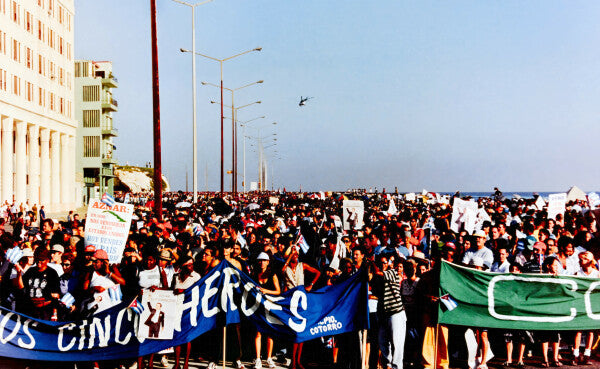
[434,323,439,369]
[222,326,227,369]
[361,329,367,369]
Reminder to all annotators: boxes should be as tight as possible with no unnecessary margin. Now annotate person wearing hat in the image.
[82,249,125,313]
[251,252,280,369]
[2,247,34,311]
[157,248,175,287]
[462,231,493,269]
[48,244,65,277]
[18,247,61,319]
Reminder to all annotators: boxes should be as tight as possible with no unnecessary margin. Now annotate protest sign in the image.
[342,200,364,230]
[588,192,600,209]
[138,290,179,340]
[450,198,478,234]
[268,196,279,205]
[0,261,368,361]
[548,193,567,220]
[404,193,416,202]
[250,182,258,191]
[439,261,600,330]
[84,199,134,264]
[534,195,546,211]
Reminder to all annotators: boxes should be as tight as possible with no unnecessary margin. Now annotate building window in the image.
[37,20,43,41]
[66,71,71,89]
[0,0,6,14]
[12,75,20,96]
[83,110,100,127]
[12,38,19,62]
[26,47,32,69]
[59,67,63,85]
[48,28,53,49]
[66,42,71,60]
[49,92,54,110]
[11,1,19,24]
[48,0,53,17]
[49,61,55,81]
[26,81,33,101]
[38,87,44,106]
[59,97,63,114]
[83,85,100,101]
[25,11,32,33]
[84,136,100,157]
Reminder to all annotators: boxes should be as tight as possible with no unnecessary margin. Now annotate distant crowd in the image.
[0,189,599,369]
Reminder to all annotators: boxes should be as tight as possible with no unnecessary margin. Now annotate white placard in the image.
[548,193,567,220]
[342,200,364,230]
[84,199,134,264]
[250,182,258,191]
[138,290,180,340]
[404,192,416,201]
[450,198,478,234]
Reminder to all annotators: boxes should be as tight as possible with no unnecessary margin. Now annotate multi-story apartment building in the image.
[74,60,118,202]
[0,0,77,212]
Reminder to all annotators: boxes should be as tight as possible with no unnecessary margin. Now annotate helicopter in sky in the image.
[299,96,313,107]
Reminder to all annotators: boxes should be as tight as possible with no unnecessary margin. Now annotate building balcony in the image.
[102,154,118,164]
[101,76,118,88]
[101,98,118,112]
[101,126,118,137]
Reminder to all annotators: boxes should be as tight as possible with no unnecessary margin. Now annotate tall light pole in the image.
[181,47,262,194]
[238,116,267,192]
[202,80,263,193]
[210,100,261,192]
[172,0,213,204]
[246,131,276,191]
[150,0,163,219]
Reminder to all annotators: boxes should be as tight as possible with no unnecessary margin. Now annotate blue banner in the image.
[0,261,368,361]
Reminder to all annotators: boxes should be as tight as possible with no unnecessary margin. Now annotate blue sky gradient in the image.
[75,1,600,192]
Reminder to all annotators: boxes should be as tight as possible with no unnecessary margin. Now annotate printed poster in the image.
[548,193,567,220]
[84,199,134,264]
[138,290,180,340]
[342,200,364,230]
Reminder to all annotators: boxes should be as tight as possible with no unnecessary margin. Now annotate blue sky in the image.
[75,1,600,193]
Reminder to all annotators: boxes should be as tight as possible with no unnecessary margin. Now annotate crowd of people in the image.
[0,189,599,369]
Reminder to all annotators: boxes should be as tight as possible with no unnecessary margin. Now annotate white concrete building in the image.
[0,0,76,212]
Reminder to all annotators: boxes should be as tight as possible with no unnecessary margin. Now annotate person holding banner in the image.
[282,247,321,369]
[252,252,280,369]
[572,251,598,365]
[174,255,201,369]
[538,257,564,368]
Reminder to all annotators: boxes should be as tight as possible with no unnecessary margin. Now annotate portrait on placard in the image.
[137,290,180,340]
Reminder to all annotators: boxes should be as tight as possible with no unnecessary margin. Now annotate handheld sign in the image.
[84,199,134,264]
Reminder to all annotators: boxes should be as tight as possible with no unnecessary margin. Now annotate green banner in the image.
[438,261,600,330]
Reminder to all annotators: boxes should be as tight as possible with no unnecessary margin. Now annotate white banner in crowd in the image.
[450,198,478,234]
[84,199,134,264]
[588,192,600,209]
[342,200,364,230]
[404,192,416,201]
[250,182,258,191]
[535,195,546,211]
[548,193,567,220]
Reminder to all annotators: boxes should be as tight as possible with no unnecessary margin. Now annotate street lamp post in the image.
[246,131,276,191]
[238,116,266,192]
[172,0,213,204]
[180,47,261,194]
[202,81,263,194]
[210,99,261,192]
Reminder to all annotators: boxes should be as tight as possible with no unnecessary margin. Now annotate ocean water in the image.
[454,191,598,200]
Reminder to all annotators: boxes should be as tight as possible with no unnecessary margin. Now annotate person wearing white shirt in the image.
[491,248,511,273]
[572,251,598,365]
[462,231,494,269]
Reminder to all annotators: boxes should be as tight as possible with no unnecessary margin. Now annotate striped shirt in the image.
[381,269,404,316]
